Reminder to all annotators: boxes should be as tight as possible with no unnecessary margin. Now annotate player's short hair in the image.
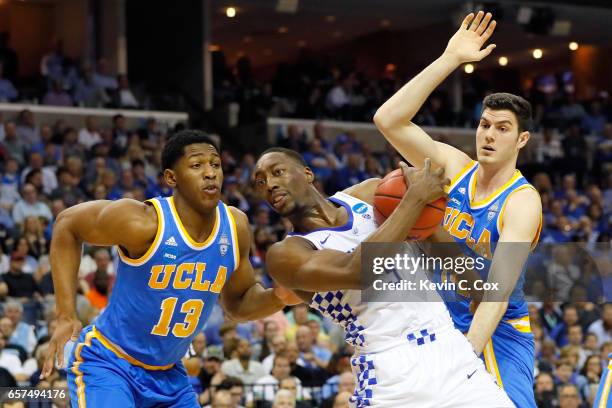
[482,92,532,133]
[260,147,307,167]
[161,129,220,171]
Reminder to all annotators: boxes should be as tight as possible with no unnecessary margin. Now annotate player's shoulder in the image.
[342,177,381,204]
[227,205,249,226]
[269,235,315,257]
[99,198,158,227]
[504,185,542,220]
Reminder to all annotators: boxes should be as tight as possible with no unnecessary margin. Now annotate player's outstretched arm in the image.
[41,199,158,378]
[466,188,541,355]
[267,160,449,292]
[373,11,496,176]
[220,207,301,323]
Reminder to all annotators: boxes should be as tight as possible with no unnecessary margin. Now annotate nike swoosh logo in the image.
[320,234,331,245]
[467,369,477,379]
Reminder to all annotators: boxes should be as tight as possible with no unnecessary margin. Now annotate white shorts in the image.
[349,325,515,408]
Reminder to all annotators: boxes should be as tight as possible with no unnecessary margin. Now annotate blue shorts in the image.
[67,326,198,408]
[482,320,536,408]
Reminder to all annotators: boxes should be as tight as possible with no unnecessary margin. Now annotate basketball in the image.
[373,169,447,240]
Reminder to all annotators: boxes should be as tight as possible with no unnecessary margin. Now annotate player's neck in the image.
[475,161,517,198]
[172,194,217,242]
[289,190,347,234]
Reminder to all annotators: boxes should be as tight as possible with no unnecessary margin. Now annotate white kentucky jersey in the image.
[288,191,453,353]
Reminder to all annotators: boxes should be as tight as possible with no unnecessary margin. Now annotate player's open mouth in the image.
[482,145,495,152]
[272,193,287,208]
[203,185,219,194]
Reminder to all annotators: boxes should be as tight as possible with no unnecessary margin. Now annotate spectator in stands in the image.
[115,74,139,108]
[44,198,66,241]
[16,110,40,146]
[92,58,118,91]
[11,236,38,274]
[554,358,589,401]
[192,332,207,359]
[583,100,607,136]
[3,252,39,302]
[285,304,321,341]
[20,152,57,196]
[562,121,589,187]
[272,389,296,408]
[42,79,73,107]
[61,128,85,161]
[1,122,28,167]
[80,267,113,310]
[0,317,27,362]
[581,354,602,387]
[295,325,331,370]
[0,64,17,102]
[0,157,21,211]
[552,305,581,347]
[0,334,24,382]
[321,371,354,408]
[78,116,101,150]
[73,67,109,108]
[534,371,556,408]
[199,348,224,395]
[21,216,48,259]
[262,334,287,374]
[51,167,86,208]
[548,248,581,301]
[302,139,335,183]
[11,183,52,226]
[557,383,583,408]
[253,320,279,362]
[588,303,612,347]
[285,341,326,388]
[326,76,353,119]
[4,301,36,353]
[208,389,232,408]
[0,32,18,83]
[40,38,64,80]
[253,354,306,403]
[333,153,368,191]
[221,338,266,384]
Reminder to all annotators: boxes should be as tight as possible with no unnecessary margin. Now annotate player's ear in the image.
[164,168,177,188]
[517,131,530,149]
[304,166,315,184]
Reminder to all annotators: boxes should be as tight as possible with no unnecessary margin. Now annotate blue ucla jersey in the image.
[94,196,239,368]
[441,161,542,333]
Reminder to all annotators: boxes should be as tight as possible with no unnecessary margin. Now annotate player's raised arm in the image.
[219,207,301,322]
[373,11,496,176]
[466,187,542,355]
[42,199,158,378]
[267,160,449,292]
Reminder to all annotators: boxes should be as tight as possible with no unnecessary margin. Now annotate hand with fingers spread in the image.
[400,158,450,204]
[41,315,82,379]
[444,11,497,65]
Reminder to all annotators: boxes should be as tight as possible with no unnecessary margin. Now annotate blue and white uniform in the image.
[290,191,513,408]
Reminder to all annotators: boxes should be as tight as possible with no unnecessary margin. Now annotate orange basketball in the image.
[373,169,446,240]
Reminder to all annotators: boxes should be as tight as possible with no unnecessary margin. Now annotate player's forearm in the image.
[466,301,508,355]
[374,53,459,128]
[224,284,284,322]
[49,214,82,319]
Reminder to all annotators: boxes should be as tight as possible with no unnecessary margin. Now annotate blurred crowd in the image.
[0,93,609,407]
[0,36,143,110]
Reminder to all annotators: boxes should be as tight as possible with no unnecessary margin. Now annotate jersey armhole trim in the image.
[225,205,241,271]
[497,185,542,250]
[446,160,477,194]
[117,199,164,266]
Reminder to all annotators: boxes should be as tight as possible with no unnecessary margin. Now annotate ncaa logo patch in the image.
[219,233,229,256]
[352,203,368,214]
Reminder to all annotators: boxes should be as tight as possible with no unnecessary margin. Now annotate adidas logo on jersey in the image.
[458,187,466,195]
[165,236,178,247]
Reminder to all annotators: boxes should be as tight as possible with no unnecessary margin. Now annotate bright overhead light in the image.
[498,56,508,66]
[569,42,579,51]
[325,15,336,23]
[226,7,236,18]
[380,19,391,27]
[533,49,543,59]
[464,64,474,74]
[278,26,289,34]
